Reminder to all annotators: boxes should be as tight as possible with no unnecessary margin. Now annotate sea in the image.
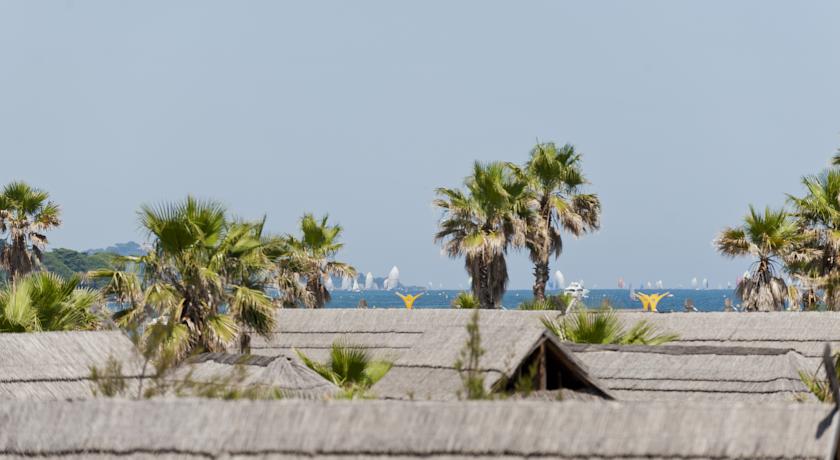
[326,289,737,312]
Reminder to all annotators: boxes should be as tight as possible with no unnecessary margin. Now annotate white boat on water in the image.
[564,282,590,299]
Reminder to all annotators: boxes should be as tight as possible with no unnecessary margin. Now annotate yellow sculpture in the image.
[396,292,424,309]
[634,292,671,312]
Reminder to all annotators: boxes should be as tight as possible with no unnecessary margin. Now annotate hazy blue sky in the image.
[1,1,839,289]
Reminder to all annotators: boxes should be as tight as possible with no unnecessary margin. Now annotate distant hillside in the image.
[41,248,115,279]
[85,241,146,257]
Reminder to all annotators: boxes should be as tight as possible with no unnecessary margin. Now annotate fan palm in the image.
[715,206,800,311]
[89,197,285,359]
[0,182,61,282]
[513,143,601,300]
[451,291,479,309]
[434,162,532,309]
[788,169,840,309]
[296,343,392,398]
[0,272,102,332]
[541,309,677,345]
[278,214,355,308]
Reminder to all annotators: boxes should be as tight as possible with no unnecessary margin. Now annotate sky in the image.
[1,1,839,289]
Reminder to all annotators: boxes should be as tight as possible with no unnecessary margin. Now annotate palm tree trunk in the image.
[307,277,325,309]
[532,259,549,301]
[470,262,493,309]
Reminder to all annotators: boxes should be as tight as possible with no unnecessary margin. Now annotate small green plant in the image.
[89,344,287,401]
[89,356,128,397]
[799,352,840,402]
[451,292,478,309]
[454,309,488,399]
[296,342,392,398]
[542,308,678,345]
[518,294,573,311]
[511,361,539,397]
[170,364,285,400]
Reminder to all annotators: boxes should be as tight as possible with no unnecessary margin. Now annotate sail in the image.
[384,266,400,290]
[364,272,375,290]
[554,271,565,289]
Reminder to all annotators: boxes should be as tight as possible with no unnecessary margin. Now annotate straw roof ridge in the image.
[0,374,146,384]
[566,343,797,356]
[571,341,816,401]
[186,353,279,367]
[269,330,426,335]
[167,352,340,398]
[0,399,836,459]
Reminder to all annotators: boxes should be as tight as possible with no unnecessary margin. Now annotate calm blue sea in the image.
[326,289,737,312]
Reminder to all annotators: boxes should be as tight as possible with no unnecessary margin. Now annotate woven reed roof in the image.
[373,324,612,400]
[0,331,145,400]
[252,309,546,361]
[0,398,836,459]
[255,309,609,400]
[617,311,840,364]
[570,343,817,402]
[167,352,339,399]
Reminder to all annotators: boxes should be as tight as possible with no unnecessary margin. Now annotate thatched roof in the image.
[617,311,840,364]
[166,352,339,399]
[256,309,609,400]
[0,331,145,400]
[570,343,817,402]
[0,399,836,459]
[252,309,545,361]
[373,323,612,400]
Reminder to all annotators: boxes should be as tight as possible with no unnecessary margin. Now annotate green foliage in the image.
[0,181,62,282]
[514,143,601,301]
[787,169,840,309]
[715,206,800,311]
[799,352,840,403]
[542,309,678,345]
[89,356,128,397]
[518,294,572,311]
[434,162,533,309]
[296,342,392,398]
[511,361,539,397]
[454,309,488,399]
[89,353,286,400]
[88,197,281,361]
[451,291,478,309]
[278,214,355,308]
[42,248,115,280]
[0,272,103,332]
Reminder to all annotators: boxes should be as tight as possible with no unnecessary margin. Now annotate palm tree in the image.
[788,169,840,309]
[296,342,392,398]
[278,214,355,309]
[514,143,601,300]
[541,309,677,345]
[89,197,284,359]
[434,162,532,309]
[451,291,478,309]
[0,272,102,332]
[0,182,61,282]
[715,206,800,311]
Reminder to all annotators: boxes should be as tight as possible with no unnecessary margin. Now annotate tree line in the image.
[0,184,355,358]
[434,142,601,309]
[715,153,840,311]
